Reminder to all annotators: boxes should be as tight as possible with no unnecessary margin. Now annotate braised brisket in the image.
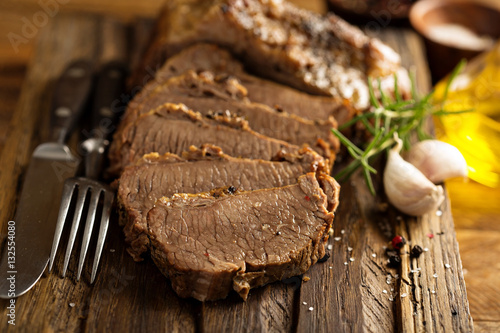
[135,0,409,109]
[118,144,327,260]
[113,71,339,165]
[109,103,302,175]
[147,172,339,301]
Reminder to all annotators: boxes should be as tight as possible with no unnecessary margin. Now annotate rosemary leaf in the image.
[368,77,381,108]
[331,60,471,196]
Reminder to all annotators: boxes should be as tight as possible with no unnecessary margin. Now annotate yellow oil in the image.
[433,41,500,188]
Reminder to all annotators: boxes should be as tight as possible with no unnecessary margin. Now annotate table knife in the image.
[0,60,93,298]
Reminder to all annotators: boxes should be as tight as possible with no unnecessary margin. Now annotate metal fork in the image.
[50,173,114,283]
[49,61,126,283]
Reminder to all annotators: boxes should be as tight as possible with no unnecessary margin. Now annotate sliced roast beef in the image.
[132,43,356,126]
[118,144,327,260]
[115,71,339,163]
[108,103,302,175]
[135,0,409,109]
[147,172,339,301]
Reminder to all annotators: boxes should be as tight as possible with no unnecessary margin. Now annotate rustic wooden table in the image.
[0,0,499,332]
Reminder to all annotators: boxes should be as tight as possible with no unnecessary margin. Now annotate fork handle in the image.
[89,61,127,140]
[50,60,93,144]
[83,62,127,180]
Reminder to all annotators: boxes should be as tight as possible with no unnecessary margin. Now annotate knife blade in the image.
[0,60,93,298]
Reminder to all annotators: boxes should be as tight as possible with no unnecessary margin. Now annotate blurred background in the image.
[0,0,499,331]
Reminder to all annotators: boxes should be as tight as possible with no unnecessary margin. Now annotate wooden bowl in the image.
[409,0,500,82]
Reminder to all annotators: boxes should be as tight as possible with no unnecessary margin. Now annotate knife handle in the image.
[50,60,93,144]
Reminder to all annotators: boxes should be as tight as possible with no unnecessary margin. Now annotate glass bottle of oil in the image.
[433,41,500,188]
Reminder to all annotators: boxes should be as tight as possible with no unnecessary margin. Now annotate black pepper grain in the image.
[410,245,424,258]
[387,254,401,268]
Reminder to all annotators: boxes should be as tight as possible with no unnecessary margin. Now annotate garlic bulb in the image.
[404,140,468,184]
[384,138,445,216]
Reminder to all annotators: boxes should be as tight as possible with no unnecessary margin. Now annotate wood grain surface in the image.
[0,0,498,332]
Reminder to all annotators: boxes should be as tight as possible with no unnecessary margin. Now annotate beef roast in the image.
[118,144,327,260]
[115,70,339,163]
[108,103,302,175]
[135,0,409,109]
[131,43,356,126]
[147,172,339,301]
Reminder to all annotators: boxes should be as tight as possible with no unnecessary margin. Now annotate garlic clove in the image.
[384,138,445,216]
[404,140,467,184]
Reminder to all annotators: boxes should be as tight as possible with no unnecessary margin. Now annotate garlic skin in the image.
[404,140,468,184]
[384,138,445,216]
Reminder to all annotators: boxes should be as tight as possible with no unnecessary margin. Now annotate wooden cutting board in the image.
[0,14,473,332]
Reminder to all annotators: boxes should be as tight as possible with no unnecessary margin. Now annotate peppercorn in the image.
[391,235,407,250]
[387,254,401,268]
[227,186,237,194]
[410,245,424,258]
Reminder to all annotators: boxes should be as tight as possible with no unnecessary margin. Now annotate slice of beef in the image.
[147,172,340,301]
[132,43,356,126]
[108,103,302,175]
[118,144,327,260]
[134,0,409,109]
[116,71,338,163]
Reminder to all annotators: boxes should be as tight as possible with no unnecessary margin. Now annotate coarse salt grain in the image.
[445,264,451,269]
[431,290,436,294]
[341,229,345,234]
[424,247,429,252]
[334,237,341,241]
[329,266,333,269]
[327,244,333,250]
[349,258,355,262]
[371,253,377,258]
[436,210,443,217]
[69,303,75,307]
[303,302,307,305]
[110,249,115,253]
[433,273,438,278]
[347,247,353,252]
[309,307,314,311]
[401,293,408,298]
[344,262,348,265]
[383,290,387,294]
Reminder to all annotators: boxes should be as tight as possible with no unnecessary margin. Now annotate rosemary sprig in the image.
[331,61,470,196]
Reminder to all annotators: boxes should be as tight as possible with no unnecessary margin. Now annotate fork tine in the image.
[61,184,89,278]
[49,180,77,272]
[90,190,114,284]
[76,187,102,281]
